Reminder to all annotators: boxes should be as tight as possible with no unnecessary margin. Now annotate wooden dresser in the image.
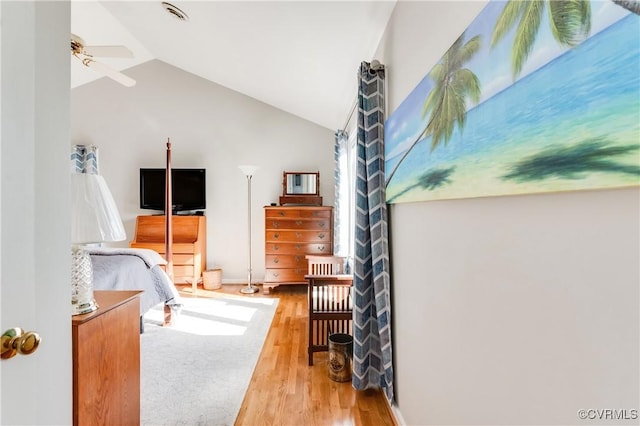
[72,290,142,426]
[263,206,333,294]
[130,215,206,288]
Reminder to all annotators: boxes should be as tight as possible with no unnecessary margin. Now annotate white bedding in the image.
[88,247,182,316]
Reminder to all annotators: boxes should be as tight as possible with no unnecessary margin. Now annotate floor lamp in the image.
[239,165,260,294]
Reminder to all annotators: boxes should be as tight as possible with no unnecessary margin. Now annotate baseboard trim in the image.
[384,397,406,426]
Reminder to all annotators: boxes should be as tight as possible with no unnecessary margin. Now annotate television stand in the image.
[129,215,206,292]
[173,210,205,216]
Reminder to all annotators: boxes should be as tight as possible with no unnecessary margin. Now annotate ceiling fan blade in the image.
[82,45,133,58]
[83,58,136,87]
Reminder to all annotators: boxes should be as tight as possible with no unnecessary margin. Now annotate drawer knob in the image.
[273,272,279,278]
[272,221,280,228]
[273,258,279,264]
[318,246,325,251]
[295,220,303,226]
[318,233,325,239]
[318,222,325,227]
[274,245,280,251]
[296,232,302,239]
[296,244,302,250]
[274,233,279,239]
[279,211,285,216]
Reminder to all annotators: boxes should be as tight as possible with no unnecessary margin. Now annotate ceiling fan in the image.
[70,34,136,87]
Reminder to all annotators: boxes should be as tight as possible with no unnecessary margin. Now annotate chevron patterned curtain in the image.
[353,61,394,402]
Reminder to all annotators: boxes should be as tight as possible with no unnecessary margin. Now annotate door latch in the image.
[1,327,41,360]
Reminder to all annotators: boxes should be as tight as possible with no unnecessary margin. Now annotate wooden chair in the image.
[305,255,353,366]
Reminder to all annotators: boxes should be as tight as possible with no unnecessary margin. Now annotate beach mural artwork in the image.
[385,0,640,204]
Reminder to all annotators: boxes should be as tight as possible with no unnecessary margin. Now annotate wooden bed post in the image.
[164,139,175,325]
[165,139,174,282]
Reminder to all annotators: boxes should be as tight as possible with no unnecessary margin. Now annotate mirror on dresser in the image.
[279,171,322,206]
[285,172,317,195]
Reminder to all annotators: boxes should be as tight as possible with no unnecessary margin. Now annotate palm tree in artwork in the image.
[386,33,481,186]
[493,0,640,79]
[491,0,592,79]
[611,0,640,14]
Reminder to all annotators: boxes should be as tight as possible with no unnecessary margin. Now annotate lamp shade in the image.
[238,165,259,177]
[71,173,126,244]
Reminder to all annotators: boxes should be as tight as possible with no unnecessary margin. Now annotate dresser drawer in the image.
[264,268,307,283]
[265,218,330,231]
[265,230,330,243]
[265,242,332,255]
[173,265,197,277]
[130,242,197,255]
[265,254,307,268]
[158,265,198,278]
[265,208,331,219]
[140,253,195,267]
[171,254,195,265]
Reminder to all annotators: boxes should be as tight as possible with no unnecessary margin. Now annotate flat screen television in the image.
[140,168,206,213]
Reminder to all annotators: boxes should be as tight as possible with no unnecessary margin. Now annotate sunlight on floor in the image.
[145,295,278,336]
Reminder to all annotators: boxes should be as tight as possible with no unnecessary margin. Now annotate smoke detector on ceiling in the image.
[161,2,189,21]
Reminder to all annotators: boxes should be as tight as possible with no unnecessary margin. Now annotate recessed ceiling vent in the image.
[161,2,189,21]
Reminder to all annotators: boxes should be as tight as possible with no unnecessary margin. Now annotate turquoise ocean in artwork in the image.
[385,13,640,203]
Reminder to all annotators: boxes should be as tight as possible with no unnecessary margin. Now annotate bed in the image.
[88,247,182,330]
[87,141,182,331]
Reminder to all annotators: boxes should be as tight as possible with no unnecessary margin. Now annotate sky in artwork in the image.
[385,0,631,164]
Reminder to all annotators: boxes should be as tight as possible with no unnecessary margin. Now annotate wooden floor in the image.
[175,283,396,426]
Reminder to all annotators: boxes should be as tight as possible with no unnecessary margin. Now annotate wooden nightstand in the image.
[72,290,142,426]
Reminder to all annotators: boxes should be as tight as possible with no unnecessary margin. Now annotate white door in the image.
[0,2,72,424]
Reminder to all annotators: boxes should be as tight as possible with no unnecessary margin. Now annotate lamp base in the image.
[71,245,99,315]
[240,285,260,294]
[72,299,99,315]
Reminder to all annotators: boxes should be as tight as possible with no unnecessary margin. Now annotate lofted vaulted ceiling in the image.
[70,1,397,130]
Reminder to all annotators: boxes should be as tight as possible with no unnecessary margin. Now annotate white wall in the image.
[71,59,335,282]
[377,1,639,425]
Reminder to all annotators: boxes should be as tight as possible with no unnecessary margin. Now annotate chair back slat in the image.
[312,285,353,311]
[306,255,346,275]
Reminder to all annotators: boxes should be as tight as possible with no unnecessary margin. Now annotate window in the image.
[334,120,357,264]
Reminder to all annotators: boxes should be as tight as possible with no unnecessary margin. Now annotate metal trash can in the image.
[202,268,222,290]
[328,333,353,382]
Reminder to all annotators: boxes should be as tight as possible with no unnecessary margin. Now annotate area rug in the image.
[140,293,279,426]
